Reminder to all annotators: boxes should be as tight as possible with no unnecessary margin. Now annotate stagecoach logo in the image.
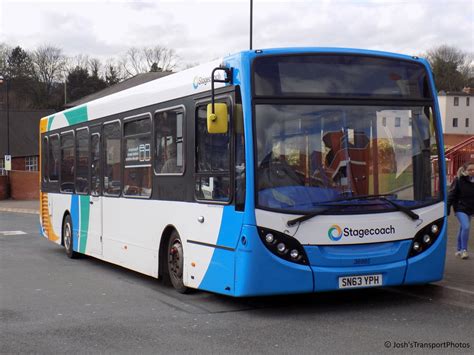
[328,225,343,241]
[193,76,211,89]
[192,72,225,89]
[328,224,396,241]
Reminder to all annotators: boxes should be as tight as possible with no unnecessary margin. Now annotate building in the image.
[438,90,474,147]
[0,109,55,199]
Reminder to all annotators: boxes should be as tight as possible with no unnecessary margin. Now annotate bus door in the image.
[88,126,103,256]
[191,94,244,291]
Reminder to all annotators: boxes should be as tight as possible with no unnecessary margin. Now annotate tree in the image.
[7,46,34,79]
[143,46,177,72]
[0,43,10,76]
[30,45,67,109]
[120,46,178,77]
[88,58,107,93]
[31,45,66,95]
[66,62,106,103]
[67,66,91,102]
[424,45,473,92]
[105,64,121,86]
[0,45,37,109]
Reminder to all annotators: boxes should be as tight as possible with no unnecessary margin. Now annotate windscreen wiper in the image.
[286,195,419,227]
[286,203,366,227]
[327,194,419,220]
[374,197,420,220]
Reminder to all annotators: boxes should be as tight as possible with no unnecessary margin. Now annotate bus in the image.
[39,48,447,296]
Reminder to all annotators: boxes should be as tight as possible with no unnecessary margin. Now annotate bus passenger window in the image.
[123,116,152,197]
[60,132,75,193]
[48,135,59,182]
[154,108,184,175]
[103,122,122,196]
[75,128,89,194]
[90,133,101,196]
[41,136,48,183]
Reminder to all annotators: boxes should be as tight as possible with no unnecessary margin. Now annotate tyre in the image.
[167,230,189,293]
[63,214,78,259]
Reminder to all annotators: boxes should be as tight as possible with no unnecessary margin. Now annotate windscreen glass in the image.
[255,104,440,212]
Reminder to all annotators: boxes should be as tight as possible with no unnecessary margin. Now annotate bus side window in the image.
[154,108,185,175]
[103,121,122,196]
[195,102,231,202]
[48,134,60,182]
[60,131,75,193]
[41,136,48,183]
[123,116,152,198]
[90,133,101,196]
[75,128,90,194]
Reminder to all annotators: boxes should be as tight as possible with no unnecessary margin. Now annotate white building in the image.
[438,91,474,135]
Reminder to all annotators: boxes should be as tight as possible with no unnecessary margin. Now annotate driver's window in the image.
[195,102,231,202]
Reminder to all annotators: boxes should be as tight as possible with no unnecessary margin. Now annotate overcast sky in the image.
[1,0,473,69]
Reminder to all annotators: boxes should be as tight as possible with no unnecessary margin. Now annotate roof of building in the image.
[64,71,173,108]
[0,109,55,157]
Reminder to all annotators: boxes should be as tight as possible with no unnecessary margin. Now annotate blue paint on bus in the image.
[70,195,80,252]
[404,220,447,284]
[198,206,243,295]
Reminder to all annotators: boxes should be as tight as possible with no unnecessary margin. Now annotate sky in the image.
[0,0,473,70]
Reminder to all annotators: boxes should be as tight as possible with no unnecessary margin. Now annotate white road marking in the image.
[0,231,27,236]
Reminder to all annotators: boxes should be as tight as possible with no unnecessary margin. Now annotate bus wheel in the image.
[63,214,78,259]
[167,231,189,293]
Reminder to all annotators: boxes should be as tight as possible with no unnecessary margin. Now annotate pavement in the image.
[1,198,472,296]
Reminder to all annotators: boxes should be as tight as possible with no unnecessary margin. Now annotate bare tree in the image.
[120,46,178,78]
[425,45,473,92]
[104,58,123,86]
[66,54,90,74]
[120,47,144,78]
[31,45,66,95]
[0,43,12,76]
[89,58,102,78]
[143,46,177,72]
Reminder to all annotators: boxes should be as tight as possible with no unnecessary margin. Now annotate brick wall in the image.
[0,176,8,200]
[10,171,39,200]
[12,157,26,171]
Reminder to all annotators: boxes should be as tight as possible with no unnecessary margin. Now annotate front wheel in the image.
[167,231,189,293]
[63,214,78,259]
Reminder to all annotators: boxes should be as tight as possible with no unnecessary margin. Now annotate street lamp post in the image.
[0,75,9,157]
[0,75,10,198]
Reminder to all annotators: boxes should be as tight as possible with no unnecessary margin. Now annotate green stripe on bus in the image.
[64,106,88,126]
[47,115,55,131]
[79,195,90,253]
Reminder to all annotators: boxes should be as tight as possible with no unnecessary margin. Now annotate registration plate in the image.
[338,274,383,289]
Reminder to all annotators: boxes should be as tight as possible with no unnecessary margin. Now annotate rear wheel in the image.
[63,214,78,259]
[167,231,189,293]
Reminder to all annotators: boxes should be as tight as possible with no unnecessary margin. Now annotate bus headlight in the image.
[290,249,299,259]
[277,243,287,253]
[258,227,309,265]
[413,242,421,252]
[265,233,275,244]
[423,234,431,244]
[409,218,444,257]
